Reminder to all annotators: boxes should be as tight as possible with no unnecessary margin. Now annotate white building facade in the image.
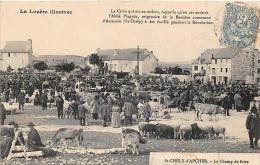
[0,39,33,71]
[192,48,260,84]
[88,48,159,75]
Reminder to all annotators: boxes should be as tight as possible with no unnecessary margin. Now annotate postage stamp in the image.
[222,3,259,48]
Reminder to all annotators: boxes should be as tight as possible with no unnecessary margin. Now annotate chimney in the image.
[28,39,33,53]
[113,49,118,56]
[96,48,100,54]
[28,39,33,65]
[211,54,214,59]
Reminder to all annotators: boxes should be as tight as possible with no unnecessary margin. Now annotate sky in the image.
[0,1,259,63]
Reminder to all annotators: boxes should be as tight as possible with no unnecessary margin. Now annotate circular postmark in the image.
[214,2,259,49]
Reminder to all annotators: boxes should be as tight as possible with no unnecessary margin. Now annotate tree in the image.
[6,66,13,73]
[154,67,164,74]
[33,61,48,71]
[172,66,183,75]
[80,65,91,75]
[56,62,75,73]
[89,53,100,66]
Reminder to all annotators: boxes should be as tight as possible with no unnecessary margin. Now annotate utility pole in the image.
[137,45,140,76]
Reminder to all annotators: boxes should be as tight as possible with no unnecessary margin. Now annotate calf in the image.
[197,124,214,140]
[179,124,192,140]
[123,132,140,155]
[155,124,174,139]
[172,124,181,139]
[138,123,156,138]
[212,125,226,140]
[121,128,147,155]
[48,128,83,149]
[194,103,223,121]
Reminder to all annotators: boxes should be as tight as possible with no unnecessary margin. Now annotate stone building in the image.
[32,55,86,68]
[192,48,260,84]
[0,39,33,71]
[87,48,159,75]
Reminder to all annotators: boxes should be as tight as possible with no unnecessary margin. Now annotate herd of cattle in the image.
[44,119,226,156]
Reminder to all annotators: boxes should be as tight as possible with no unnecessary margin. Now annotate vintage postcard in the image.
[0,1,260,165]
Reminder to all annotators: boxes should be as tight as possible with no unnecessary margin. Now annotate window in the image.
[215,59,217,64]
[257,78,260,83]
[8,53,10,57]
[226,68,228,73]
[219,76,222,82]
[212,68,216,74]
[194,66,198,71]
[209,67,211,72]
[257,68,260,74]
[220,59,223,63]
[258,59,260,64]
[220,68,223,72]
[201,66,204,70]
[126,64,128,67]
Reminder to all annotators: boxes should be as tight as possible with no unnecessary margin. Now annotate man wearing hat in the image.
[78,101,87,126]
[0,98,6,125]
[56,93,64,119]
[246,101,260,149]
[26,122,45,149]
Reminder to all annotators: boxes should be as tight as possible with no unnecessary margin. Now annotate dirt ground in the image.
[1,104,260,165]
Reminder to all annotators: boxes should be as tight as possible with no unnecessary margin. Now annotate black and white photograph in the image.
[0,1,260,165]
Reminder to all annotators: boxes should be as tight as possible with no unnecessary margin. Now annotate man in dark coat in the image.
[26,122,45,149]
[100,100,111,127]
[122,101,135,126]
[56,94,64,119]
[246,101,260,149]
[42,92,48,110]
[222,92,232,116]
[18,92,25,110]
[0,99,6,125]
[78,102,86,126]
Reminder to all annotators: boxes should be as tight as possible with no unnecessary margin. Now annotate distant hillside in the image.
[159,61,192,70]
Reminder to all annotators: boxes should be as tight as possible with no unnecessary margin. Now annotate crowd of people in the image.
[1,70,260,149]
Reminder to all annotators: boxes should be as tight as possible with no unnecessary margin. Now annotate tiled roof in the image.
[192,48,239,64]
[97,48,154,61]
[34,55,85,59]
[1,41,32,53]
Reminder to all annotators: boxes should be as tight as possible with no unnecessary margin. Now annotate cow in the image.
[121,128,147,155]
[138,123,156,138]
[179,124,192,140]
[155,124,174,139]
[196,123,214,140]
[48,128,83,149]
[194,103,224,121]
[172,123,181,139]
[212,125,226,140]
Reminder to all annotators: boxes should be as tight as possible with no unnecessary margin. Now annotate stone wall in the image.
[231,49,260,84]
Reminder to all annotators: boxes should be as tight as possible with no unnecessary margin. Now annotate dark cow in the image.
[155,123,174,139]
[138,123,156,137]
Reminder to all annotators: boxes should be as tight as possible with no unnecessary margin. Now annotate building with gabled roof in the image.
[32,55,86,68]
[0,39,33,71]
[87,48,159,75]
[192,48,260,84]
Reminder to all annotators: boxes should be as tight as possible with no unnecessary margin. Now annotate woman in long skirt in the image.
[111,101,121,128]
